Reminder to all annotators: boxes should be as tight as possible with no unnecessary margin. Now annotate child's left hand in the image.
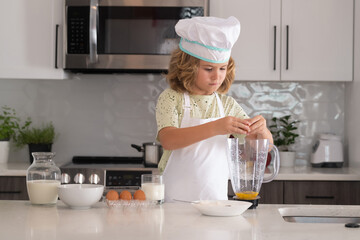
[245,115,271,139]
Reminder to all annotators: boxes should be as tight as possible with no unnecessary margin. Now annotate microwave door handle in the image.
[89,0,99,64]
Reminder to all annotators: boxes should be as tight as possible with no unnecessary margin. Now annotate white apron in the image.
[163,92,229,202]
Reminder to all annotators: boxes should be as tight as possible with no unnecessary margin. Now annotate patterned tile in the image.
[0,76,345,166]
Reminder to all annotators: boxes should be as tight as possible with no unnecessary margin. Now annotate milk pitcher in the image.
[26,152,61,205]
[227,138,280,200]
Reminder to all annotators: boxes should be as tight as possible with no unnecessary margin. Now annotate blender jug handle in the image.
[262,144,280,183]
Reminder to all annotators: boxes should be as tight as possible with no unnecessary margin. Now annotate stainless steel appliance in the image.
[311,134,344,168]
[64,0,208,72]
[60,156,160,195]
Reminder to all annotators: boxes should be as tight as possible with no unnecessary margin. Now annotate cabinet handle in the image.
[273,26,277,70]
[55,24,59,69]
[0,191,22,194]
[305,195,335,199]
[286,25,289,70]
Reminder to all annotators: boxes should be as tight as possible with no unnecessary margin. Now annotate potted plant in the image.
[0,106,31,163]
[14,122,57,164]
[269,115,300,167]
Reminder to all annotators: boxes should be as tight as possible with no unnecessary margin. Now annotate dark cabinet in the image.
[259,181,284,204]
[284,181,360,205]
[228,180,360,205]
[0,176,29,200]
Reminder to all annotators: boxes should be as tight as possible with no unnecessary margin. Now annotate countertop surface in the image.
[0,200,359,240]
[2,162,360,181]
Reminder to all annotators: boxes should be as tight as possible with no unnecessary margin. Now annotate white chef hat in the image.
[175,16,240,63]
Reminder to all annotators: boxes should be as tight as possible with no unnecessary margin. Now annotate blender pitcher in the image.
[227,138,280,201]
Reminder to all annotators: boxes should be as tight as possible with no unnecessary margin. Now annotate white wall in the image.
[345,1,360,167]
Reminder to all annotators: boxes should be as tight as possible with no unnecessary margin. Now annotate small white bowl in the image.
[58,184,104,209]
[192,200,252,217]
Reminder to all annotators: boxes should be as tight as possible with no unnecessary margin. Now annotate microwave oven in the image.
[64,0,208,72]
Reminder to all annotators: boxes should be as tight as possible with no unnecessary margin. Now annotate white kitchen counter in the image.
[2,162,360,181]
[266,166,360,181]
[0,162,30,176]
[0,200,359,240]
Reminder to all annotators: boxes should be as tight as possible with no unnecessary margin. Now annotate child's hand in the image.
[246,115,268,137]
[213,116,251,135]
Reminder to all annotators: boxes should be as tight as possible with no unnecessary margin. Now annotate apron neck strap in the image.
[183,92,225,117]
[214,92,225,117]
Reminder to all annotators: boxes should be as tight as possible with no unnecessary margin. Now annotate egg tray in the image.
[105,199,157,209]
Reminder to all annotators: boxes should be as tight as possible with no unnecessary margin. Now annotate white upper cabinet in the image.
[0,0,65,80]
[210,0,354,81]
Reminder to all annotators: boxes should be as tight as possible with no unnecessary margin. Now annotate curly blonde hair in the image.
[166,48,235,94]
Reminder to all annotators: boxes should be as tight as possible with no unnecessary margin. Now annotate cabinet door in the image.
[210,0,281,81]
[0,176,28,200]
[281,0,353,81]
[259,180,284,204]
[0,0,65,79]
[284,181,360,205]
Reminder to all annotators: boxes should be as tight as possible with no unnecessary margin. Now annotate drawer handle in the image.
[0,191,22,194]
[305,195,335,199]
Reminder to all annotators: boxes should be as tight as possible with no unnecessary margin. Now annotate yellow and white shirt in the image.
[156,88,249,172]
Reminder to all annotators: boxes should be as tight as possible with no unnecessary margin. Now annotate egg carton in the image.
[105,199,157,209]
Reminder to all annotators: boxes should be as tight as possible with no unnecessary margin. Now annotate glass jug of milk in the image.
[26,152,61,205]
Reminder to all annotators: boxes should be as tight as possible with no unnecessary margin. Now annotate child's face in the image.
[192,60,228,95]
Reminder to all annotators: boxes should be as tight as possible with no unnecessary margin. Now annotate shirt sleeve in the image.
[221,94,249,140]
[156,89,182,134]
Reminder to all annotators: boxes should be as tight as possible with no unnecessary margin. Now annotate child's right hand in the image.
[212,116,251,135]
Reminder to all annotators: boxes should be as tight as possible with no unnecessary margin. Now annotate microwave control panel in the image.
[67,7,89,54]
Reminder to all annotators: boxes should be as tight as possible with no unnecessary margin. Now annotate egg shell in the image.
[106,190,119,201]
[119,190,132,200]
[133,189,146,201]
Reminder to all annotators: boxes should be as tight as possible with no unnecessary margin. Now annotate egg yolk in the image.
[235,191,259,200]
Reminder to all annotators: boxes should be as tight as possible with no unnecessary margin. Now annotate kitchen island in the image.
[0,200,359,240]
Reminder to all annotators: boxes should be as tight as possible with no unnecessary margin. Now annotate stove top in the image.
[60,156,148,169]
[60,156,159,187]
[72,156,144,164]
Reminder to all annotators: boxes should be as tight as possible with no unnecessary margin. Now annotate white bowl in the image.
[191,200,252,217]
[58,184,104,209]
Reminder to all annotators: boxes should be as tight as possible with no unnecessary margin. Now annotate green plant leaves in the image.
[269,115,300,151]
[0,106,31,141]
[14,122,56,148]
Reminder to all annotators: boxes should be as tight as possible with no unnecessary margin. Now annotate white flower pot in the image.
[279,151,296,167]
[0,141,10,163]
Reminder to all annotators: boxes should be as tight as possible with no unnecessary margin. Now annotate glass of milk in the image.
[141,174,164,204]
[26,152,61,205]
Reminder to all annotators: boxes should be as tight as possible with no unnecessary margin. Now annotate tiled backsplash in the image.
[0,74,344,166]
[229,82,345,166]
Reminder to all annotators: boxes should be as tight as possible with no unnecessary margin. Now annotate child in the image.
[156,16,273,202]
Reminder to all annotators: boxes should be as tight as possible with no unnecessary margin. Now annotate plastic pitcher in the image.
[227,138,280,200]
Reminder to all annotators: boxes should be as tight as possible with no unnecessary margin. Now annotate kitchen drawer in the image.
[258,181,284,204]
[284,181,360,205]
[0,176,29,200]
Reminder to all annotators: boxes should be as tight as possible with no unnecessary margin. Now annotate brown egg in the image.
[133,189,146,201]
[119,190,132,200]
[106,190,119,201]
